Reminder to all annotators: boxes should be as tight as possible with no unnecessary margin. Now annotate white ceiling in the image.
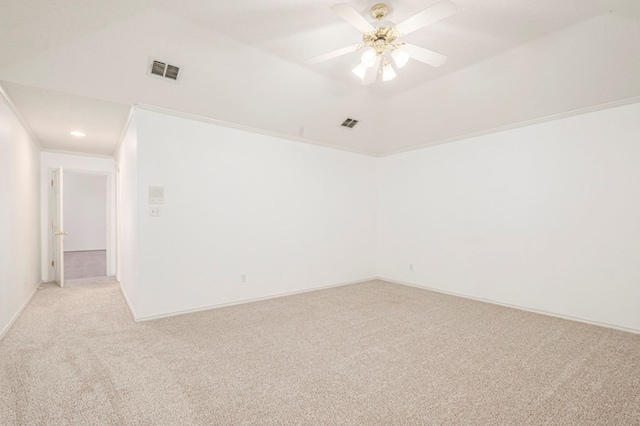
[2,82,131,156]
[1,0,639,156]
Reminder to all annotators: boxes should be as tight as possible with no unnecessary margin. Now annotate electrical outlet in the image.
[149,207,161,217]
[241,274,247,283]
[409,264,414,271]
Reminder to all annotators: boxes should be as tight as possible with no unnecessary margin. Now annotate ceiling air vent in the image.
[165,64,180,80]
[341,118,359,128]
[147,57,182,83]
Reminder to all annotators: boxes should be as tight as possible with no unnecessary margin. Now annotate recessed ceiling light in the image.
[70,131,86,137]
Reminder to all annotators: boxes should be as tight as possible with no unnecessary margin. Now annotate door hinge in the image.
[51,260,54,267]
[51,180,54,187]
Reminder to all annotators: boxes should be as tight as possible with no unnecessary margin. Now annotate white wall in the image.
[378,102,640,332]
[63,173,107,251]
[40,152,116,279]
[129,108,377,319]
[0,87,41,340]
[115,112,138,316]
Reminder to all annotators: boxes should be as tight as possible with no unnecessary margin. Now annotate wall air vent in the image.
[147,57,182,83]
[341,118,359,128]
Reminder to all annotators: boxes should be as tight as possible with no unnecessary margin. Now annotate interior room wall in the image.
[40,152,116,279]
[377,101,640,332]
[0,87,41,340]
[130,107,377,320]
[63,173,107,252]
[115,112,138,316]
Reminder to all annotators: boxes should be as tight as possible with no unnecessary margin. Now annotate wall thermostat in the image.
[149,185,164,204]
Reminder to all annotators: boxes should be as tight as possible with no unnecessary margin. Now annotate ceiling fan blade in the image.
[395,0,457,36]
[306,45,359,65]
[330,3,375,33]
[362,56,381,85]
[402,44,448,67]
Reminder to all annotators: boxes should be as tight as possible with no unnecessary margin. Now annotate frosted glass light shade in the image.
[361,49,376,67]
[392,50,410,68]
[382,63,396,81]
[352,63,367,80]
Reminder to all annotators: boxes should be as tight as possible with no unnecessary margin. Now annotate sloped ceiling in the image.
[1,0,639,156]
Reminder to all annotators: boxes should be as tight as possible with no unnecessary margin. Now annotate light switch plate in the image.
[149,206,161,217]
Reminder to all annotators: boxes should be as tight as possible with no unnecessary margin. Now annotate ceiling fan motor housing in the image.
[364,4,399,56]
[363,25,400,56]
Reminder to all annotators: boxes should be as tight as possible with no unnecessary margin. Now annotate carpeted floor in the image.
[1,279,639,425]
[64,250,106,280]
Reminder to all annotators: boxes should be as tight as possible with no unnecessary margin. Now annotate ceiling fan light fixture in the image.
[361,49,377,67]
[310,2,456,84]
[392,49,410,68]
[382,62,396,81]
[352,63,368,80]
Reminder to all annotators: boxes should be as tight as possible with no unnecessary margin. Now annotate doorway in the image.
[62,172,108,281]
[42,153,117,287]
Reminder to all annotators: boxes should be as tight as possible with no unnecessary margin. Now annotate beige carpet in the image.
[1,279,639,425]
[64,250,106,280]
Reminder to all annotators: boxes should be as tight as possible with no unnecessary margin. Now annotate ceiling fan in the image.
[307,1,457,84]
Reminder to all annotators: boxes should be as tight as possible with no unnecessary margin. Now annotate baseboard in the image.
[119,284,138,321]
[379,277,640,335]
[135,277,378,322]
[0,283,40,342]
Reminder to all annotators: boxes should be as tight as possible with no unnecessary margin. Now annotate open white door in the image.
[51,167,66,287]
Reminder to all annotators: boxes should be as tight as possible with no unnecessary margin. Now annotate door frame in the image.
[50,167,65,286]
[44,166,116,282]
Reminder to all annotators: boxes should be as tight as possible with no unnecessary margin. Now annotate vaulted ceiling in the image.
[1,0,639,156]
